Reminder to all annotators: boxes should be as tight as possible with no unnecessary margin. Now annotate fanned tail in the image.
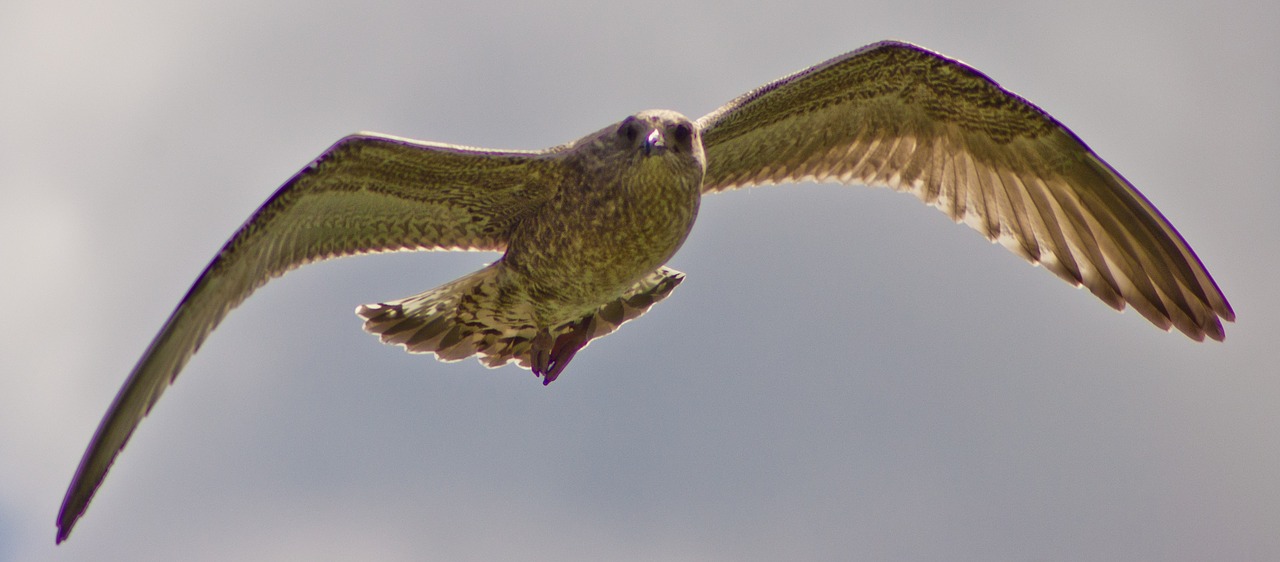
[356,266,684,380]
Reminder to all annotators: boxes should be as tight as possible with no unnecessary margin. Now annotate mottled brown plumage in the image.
[57,41,1234,543]
[357,111,702,379]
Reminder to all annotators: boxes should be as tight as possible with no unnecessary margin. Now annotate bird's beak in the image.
[643,128,666,155]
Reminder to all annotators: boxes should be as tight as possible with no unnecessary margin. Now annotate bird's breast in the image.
[503,165,701,317]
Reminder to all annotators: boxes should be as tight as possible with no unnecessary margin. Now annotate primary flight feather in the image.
[57,40,1233,543]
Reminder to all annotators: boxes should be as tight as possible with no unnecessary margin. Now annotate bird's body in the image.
[358,110,704,378]
[57,41,1234,543]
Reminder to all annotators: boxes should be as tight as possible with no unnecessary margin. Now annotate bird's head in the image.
[611,110,705,191]
[614,110,702,162]
[559,109,706,195]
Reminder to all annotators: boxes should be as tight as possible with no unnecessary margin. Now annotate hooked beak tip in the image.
[644,129,665,154]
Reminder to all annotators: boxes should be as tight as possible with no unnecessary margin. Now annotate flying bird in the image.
[57,40,1234,543]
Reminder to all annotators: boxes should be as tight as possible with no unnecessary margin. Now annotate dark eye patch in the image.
[671,123,692,145]
[618,117,641,143]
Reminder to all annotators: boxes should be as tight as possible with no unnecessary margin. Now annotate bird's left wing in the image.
[697,40,1233,341]
[57,133,553,542]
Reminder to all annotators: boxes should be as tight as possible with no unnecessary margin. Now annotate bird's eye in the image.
[618,117,641,143]
[671,123,692,145]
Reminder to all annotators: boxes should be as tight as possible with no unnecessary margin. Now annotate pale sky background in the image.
[3,1,1277,560]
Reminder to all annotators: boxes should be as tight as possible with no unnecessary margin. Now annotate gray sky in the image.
[4,0,1277,560]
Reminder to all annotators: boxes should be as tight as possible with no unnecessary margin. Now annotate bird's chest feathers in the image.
[587,167,699,243]
[505,161,701,304]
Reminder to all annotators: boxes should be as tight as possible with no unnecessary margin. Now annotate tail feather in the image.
[356,266,684,374]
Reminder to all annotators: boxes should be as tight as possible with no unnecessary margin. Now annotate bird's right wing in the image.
[57,133,554,543]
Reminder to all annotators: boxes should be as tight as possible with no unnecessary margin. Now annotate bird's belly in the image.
[505,192,699,321]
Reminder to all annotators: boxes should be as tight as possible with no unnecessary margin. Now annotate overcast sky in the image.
[3,1,1278,560]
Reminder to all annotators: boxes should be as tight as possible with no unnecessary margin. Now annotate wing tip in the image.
[55,481,96,545]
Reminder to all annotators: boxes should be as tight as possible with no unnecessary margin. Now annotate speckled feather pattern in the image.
[57,41,1234,544]
[698,41,1232,341]
[357,266,684,369]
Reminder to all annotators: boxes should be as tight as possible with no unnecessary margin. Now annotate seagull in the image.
[56,40,1234,543]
